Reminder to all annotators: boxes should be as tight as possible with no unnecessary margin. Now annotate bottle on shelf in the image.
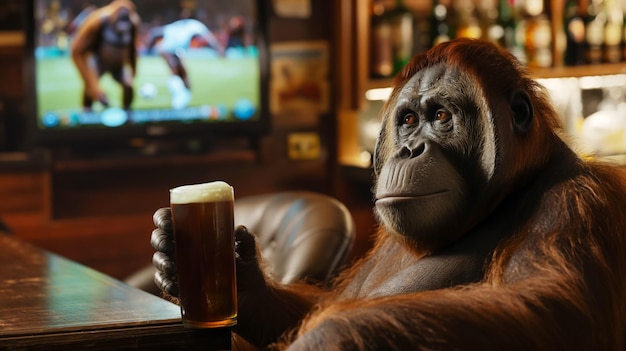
[564,0,587,66]
[584,0,607,64]
[623,0,626,62]
[429,0,452,48]
[370,0,394,78]
[523,0,553,68]
[511,0,529,64]
[388,0,415,75]
[603,0,624,62]
[497,0,524,56]
[477,0,502,43]
[455,0,483,39]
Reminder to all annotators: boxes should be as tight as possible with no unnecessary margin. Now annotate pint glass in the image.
[170,181,237,328]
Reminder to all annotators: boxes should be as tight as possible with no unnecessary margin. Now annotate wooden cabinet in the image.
[0,0,347,279]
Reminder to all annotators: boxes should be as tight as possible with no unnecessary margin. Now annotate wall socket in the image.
[287,132,321,160]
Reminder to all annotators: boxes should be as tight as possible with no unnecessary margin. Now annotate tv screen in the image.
[24,0,269,148]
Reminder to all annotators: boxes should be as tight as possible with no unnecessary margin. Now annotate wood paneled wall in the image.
[0,0,378,280]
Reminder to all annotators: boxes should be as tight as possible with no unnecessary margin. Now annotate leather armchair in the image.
[125,191,356,295]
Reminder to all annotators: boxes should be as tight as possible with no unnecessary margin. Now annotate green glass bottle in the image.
[388,0,414,74]
[497,0,517,51]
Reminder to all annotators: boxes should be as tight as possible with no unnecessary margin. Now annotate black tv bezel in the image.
[22,0,271,148]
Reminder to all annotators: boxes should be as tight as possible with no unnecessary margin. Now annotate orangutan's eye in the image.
[435,109,450,122]
[403,113,417,125]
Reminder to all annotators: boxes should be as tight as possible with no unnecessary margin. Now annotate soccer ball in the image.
[139,83,158,100]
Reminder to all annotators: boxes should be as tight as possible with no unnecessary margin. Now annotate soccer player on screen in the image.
[146,18,225,109]
[70,0,140,111]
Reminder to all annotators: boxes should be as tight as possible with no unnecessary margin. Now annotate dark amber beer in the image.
[170,181,237,328]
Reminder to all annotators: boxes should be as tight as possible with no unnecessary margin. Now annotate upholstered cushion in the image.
[235,191,355,284]
[125,191,355,294]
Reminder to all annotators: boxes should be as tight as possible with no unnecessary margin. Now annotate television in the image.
[23,0,269,153]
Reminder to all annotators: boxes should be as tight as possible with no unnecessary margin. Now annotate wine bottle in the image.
[477,0,501,43]
[429,0,451,48]
[388,0,415,74]
[585,0,606,64]
[623,1,626,62]
[524,0,553,68]
[511,0,529,64]
[564,0,586,65]
[455,0,483,39]
[497,0,518,51]
[370,0,394,78]
[604,0,623,62]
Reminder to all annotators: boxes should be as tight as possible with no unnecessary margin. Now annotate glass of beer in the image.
[169,181,237,328]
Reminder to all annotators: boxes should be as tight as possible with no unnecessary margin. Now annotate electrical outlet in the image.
[287,132,321,160]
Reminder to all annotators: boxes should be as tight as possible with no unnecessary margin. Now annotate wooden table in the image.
[0,234,231,350]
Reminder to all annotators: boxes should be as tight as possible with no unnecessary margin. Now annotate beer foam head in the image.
[170,181,234,204]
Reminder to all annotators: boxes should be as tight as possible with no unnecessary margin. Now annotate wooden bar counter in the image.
[0,234,231,350]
